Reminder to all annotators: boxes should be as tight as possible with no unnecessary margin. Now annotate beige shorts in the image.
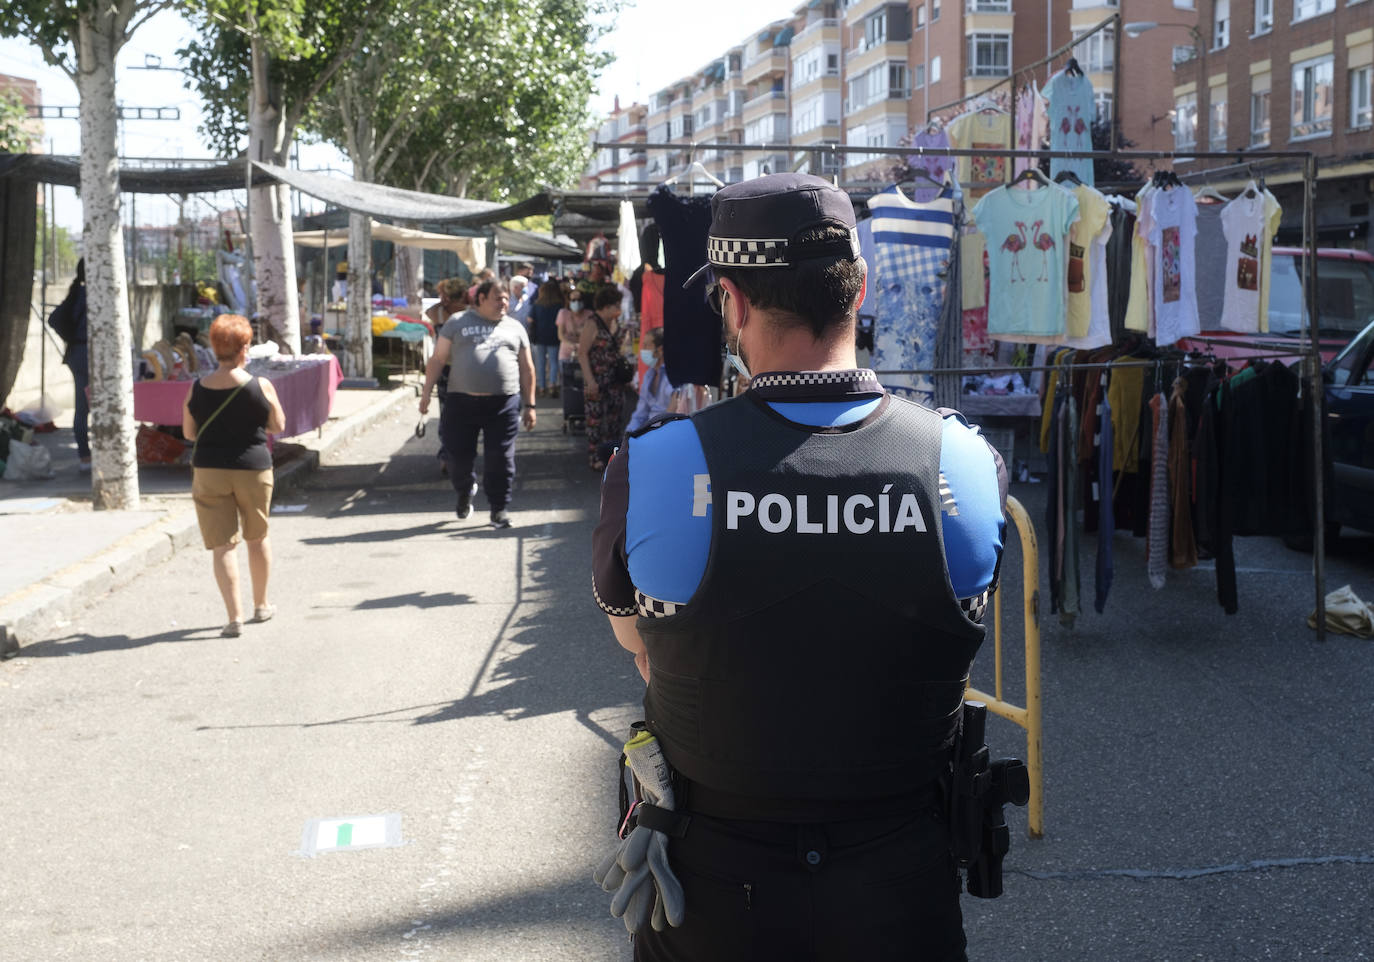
[191,467,274,549]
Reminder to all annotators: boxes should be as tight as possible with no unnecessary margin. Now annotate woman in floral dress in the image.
[577,285,632,471]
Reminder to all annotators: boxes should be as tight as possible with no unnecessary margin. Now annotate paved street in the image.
[3,399,1373,961]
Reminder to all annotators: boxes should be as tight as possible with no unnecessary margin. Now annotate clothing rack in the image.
[872,351,1305,378]
[606,138,1328,639]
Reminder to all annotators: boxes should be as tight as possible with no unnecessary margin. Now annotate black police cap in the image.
[684,173,861,288]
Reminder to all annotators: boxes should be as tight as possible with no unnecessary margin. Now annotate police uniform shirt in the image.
[592,369,1007,622]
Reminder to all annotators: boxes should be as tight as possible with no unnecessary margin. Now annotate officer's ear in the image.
[719,276,748,333]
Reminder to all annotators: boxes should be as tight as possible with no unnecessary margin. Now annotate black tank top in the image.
[188,376,273,470]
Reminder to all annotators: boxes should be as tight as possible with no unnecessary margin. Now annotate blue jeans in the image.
[66,343,90,459]
[532,343,560,391]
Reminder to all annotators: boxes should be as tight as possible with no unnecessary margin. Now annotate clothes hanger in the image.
[662,147,725,190]
[1193,180,1229,203]
[1065,57,1084,78]
[1011,165,1051,189]
[1054,170,1082,186]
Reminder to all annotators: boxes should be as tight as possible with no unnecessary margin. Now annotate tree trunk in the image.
[77,12,139,510]
[248,45,301,353]
[395,244,422,304]
[343,212,372,377]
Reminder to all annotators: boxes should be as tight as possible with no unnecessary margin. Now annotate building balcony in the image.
[742,97,788,127]
[843,0,888,26]
[742,48,788,85]
[791,17,840,52]
[792,123,844,145]
[843,94,910,127]
[846,39,910,76]
[791,73,842,99]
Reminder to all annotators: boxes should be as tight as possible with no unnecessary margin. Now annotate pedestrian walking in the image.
[528,276,566,398]
[590,173,1009,960]
[181,314,286,638]
[419,279,536,528]
[624,327,672,433]
[46,258,90,471]
[423,278,469,477]
[577,286,633,472]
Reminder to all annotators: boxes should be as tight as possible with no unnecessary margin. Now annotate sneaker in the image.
[456,492,473,519]
[77,458,91,474]
[489,509,512,529]
[221,621,242,638]
[251,604,276,624]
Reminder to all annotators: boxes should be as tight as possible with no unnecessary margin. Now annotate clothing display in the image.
[946,109,1012,193]
[1061,183,1112,346]
[1192,199,1228,328]
[910,127,953,185]
[647,186,721,389]
[1013,82,1049,177]
[867,184,959,405]
[973,183,1080,340]
[1218,190,1267,333]
[1145,186,1200,346]
[1043,70,1095,186]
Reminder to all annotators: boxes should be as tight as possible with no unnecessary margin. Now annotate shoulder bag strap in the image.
[191,378,248,457]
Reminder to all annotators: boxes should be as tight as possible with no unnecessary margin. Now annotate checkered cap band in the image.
[707,236,790,268]
[636,590,682,619]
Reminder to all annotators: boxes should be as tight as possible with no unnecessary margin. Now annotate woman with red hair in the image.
[182,314,286,637]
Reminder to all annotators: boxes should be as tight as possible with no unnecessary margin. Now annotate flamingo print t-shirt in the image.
[973,184,1080,339]
[1044,70,1096,186]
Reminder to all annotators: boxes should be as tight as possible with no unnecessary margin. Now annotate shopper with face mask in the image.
[625,328,673,434]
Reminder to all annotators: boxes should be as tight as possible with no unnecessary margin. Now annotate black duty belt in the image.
[678,779,946,824]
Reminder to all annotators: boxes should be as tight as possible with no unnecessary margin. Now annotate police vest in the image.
[637,392,986,818]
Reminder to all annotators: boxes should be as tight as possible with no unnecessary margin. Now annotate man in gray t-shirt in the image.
[420,280,536,528]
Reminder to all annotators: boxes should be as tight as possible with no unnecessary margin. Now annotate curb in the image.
[0,385,416,656]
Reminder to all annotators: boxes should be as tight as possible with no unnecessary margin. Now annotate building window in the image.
[1094,90,1113,123]
[1250,81,1270,144]
[827,54,840,74]
[966,0,1012,11]
[916,3,926,27]
[1290,56,1333,139]
[1351,66,1372,129]
[931,55,942,82]
[889,63,909,97]
[1174,92,1198,149]
[966,33,1012,77]
[932,0,941,19]
[1253,0,1272,31]
[1173,0,1194,7]
[1212,0,1229,48]
[1071,26,1115,73]
[1209,96,1228,149]
[1291,0,1334,20]
[863,10,887,48]
[1172,44,1197,66]
[913,63,926,89]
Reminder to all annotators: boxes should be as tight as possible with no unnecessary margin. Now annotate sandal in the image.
[251,604,276,624]
[221,621,242,638]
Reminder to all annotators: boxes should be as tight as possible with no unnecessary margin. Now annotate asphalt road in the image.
[2,399,1372,961]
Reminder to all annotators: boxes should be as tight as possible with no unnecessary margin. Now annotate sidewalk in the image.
[0,379,421,655]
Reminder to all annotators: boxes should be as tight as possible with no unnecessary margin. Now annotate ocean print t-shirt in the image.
[973,183,1080,339]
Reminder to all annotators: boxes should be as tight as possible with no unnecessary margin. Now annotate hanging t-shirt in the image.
[1064,184,1111,339]
[647,186,720,388]
[1219,191,1266,333]
[1192,200,1228,329]
[1124,186,1153,333]
[867,184,958,405]
[1043,70,1095,186]
[1257,188,1282,333]
[857,217,877,317]
[1060,187,1113,350]
[973,183,1080,339]
[1146,186,1200,346]
[946,110,1012,194]
[1014,82,1049,176]
[1105,199,1136,342]
[910,128,952,185]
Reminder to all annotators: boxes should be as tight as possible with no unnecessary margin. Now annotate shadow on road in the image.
[18,625,221,657]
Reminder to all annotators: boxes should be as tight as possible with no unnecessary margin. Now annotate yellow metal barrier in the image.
[966,494,1043,839]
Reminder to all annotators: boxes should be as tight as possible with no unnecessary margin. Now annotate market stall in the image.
[134,354,342,438]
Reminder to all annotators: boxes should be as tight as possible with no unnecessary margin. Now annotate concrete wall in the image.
[6,279,195,421]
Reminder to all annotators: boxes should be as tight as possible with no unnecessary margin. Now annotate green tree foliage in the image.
[34,206,79,279]
[0,90,36,153]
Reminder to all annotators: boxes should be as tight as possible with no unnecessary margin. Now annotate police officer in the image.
[591,173,1007,961]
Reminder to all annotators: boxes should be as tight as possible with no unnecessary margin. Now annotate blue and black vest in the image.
[638,391,986,819]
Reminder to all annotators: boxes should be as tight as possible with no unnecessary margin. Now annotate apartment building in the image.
[580,98,649,192]
[0,73,45,151]
[1172,0,1372,250]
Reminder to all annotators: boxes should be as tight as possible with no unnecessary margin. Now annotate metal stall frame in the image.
[607,140,1325,638]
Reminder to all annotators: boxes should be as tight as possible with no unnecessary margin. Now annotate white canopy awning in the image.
[293,220,488,273]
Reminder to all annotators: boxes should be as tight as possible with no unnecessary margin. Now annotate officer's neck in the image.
[749,313,858,375]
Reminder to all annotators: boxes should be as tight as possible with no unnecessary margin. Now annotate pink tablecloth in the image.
[133,355,343,438]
